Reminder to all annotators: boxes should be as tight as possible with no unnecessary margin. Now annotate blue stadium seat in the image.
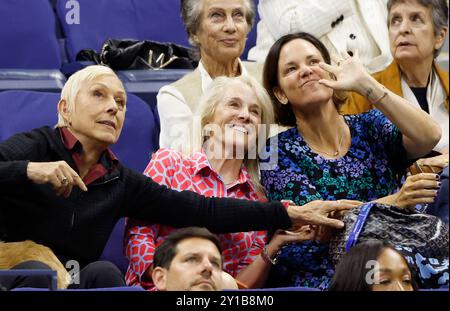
[0,90,160,275]
[242,0,260,60]
[117,69,192,112]
[56,0,190,62]
[0,0,65,91]
[0,69,66,93]
[0,0,62,69]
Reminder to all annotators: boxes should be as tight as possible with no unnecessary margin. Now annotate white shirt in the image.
[401,69,449,152]
[157,60,250,152]
[248,0,392,73]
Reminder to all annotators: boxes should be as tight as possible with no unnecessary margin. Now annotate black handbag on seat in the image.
[76,39,198,70]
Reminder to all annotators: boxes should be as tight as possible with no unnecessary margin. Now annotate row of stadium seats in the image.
[0,0,259,96]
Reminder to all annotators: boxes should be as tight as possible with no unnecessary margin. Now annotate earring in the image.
[280,98,289,105]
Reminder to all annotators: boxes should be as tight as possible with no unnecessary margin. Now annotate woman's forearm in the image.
[373,193,398,206]
[358,75,441,158]
[235,256,272,289]
[235,240,282,288]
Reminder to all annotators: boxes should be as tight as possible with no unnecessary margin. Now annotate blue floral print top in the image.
[261,109,410,289]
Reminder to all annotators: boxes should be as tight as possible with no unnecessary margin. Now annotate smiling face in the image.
[388,0,446,64]
[371,248,415,291]
[60,74,126,149]
[273,38,334,112]
[193,0,249,63]
[205,81,262,158]
[156,237,223,291]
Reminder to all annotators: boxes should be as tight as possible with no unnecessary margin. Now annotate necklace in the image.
[303,130,345,157]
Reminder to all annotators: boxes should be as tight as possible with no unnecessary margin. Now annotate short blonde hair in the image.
[56,65,126,127]
[193,75,275,194]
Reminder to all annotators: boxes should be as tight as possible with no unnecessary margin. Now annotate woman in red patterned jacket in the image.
[125,75,319,290]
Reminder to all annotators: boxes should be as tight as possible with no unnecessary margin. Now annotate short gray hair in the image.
[180,0,256,47]
[56,65,126,127]
[387,0,448,58]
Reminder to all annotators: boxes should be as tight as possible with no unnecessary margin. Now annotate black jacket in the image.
[0,127,290,266]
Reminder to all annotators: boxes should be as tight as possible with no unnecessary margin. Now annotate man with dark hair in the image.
[152,227,235,291]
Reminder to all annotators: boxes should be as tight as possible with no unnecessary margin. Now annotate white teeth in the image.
[231,125,248,134]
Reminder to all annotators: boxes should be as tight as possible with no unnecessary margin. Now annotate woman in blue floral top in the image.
[260,32,442,289]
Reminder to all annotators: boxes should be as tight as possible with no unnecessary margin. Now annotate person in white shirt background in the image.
[248,0,393,74]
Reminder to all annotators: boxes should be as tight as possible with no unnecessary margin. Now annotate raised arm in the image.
[319,51,441,159]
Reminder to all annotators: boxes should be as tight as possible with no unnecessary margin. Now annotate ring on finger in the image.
[61,177,68,185]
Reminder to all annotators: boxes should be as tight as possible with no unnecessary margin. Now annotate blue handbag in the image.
[329,202,449,289]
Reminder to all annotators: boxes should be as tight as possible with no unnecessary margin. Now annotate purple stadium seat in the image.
[56,0,190,62]
[0,0,61,69]
[0,90,160,274]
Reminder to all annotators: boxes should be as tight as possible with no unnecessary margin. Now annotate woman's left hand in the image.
[393,173,441,209]
[318,49,371,93]
[265,228,316,258]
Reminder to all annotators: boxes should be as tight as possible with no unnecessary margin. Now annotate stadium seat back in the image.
[0,0,61,69]
[56,0,189,62]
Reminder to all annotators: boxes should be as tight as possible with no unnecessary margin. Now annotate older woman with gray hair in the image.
[157,0,263,152]
[343,0,449,168]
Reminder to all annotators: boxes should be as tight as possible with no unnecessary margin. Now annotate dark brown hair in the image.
[329,240,419,291]
[153,227,222,269]
[263,32,347,127]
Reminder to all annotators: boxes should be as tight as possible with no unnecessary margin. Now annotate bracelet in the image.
[367,88,388,105]
[261,245,278,265]
[280,199,295,209]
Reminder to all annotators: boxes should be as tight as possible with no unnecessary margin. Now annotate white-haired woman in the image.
[158,0,263,152]
[126,75,323,290]
[0,65,357,290]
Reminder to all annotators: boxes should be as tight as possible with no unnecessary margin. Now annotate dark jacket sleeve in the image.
[0,129,50,184]
[122,168,293,233]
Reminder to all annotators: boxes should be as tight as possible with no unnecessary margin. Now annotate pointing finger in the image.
[319,217,345,229]
[323,200,362,213]
[318,79,337,89]
[319,62,337,74]
[73,175,88,192]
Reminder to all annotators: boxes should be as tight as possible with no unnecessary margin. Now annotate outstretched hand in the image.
[318,49,371,94]
[27,161,87,198]
[286,200,362,229]
[263,227,317,258]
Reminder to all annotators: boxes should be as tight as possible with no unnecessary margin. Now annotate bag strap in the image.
[345,202,376,252]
